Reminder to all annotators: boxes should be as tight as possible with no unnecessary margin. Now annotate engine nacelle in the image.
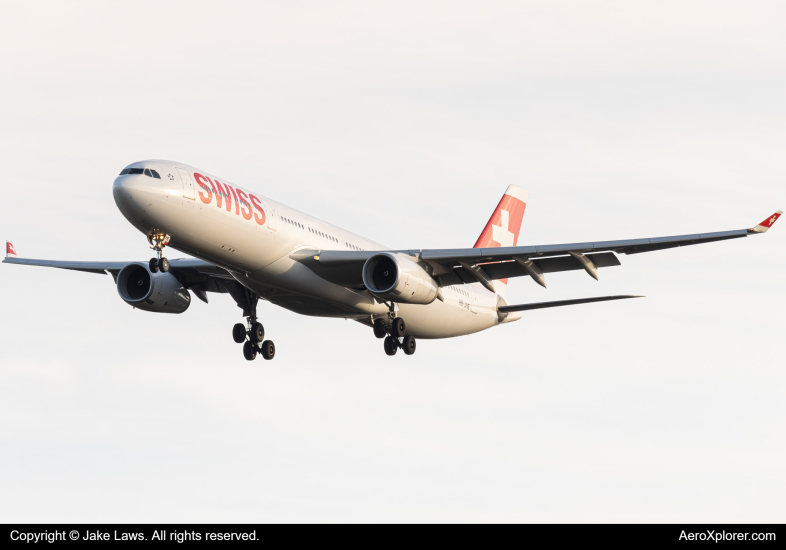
[362,253,439,305]
[116,263,191,314]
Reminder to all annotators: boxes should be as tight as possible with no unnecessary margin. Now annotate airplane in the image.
[3,160,781,361]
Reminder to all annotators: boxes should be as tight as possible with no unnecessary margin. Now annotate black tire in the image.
[392,317,406,338]
[159,257,170,273]
[242,341,257,360]
[384,336,398,356]
[149,258,159,273]
[261,340,275,360]
[232,323,246,343]
[250,322,265,343]
[373,319,386,339]
[403,335,416,355]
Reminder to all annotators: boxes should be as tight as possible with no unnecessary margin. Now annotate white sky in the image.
[0,1,784,522]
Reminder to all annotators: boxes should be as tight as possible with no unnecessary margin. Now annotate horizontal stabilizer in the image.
[498,294,642,313]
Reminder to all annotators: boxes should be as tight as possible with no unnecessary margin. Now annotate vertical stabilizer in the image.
[473,185,528,296]
[6,241,17,258]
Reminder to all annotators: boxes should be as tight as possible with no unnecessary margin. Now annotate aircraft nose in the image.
[113,173,152,222]
[113,173,139,191]
[113,173,147,200]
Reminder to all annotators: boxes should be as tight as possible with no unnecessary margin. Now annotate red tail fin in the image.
[6,241,17,257]
[474,185,529,295]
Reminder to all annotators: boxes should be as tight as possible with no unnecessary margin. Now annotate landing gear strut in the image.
[147,231,171,273]
[228,286,275,361]
[374,303,416,356]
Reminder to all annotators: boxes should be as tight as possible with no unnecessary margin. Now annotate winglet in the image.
[749,211,782,233]
[6,241,17,258]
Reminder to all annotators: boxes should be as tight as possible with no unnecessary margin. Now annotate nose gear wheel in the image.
[147,231,171,273]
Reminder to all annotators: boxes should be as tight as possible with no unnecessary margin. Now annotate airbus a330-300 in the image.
[3,161,781,360]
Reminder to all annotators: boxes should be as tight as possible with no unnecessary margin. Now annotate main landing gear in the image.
[234,320,275,361]
[233,319,275,361]
[223,282,276,362]
[232,319,276,361]
[374,310,416,357]
[228,286,275,361]
[147,231,171,273]
[232,317,276,361]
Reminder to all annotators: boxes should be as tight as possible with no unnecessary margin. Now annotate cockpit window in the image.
[120,167,161,177]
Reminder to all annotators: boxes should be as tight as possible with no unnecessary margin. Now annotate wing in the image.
[2,256,235,303]
[293,211,782,289]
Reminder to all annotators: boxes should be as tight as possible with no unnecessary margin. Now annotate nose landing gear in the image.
[147,232,171,273]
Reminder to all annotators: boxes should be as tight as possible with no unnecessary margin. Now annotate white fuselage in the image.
[113,160,511,339]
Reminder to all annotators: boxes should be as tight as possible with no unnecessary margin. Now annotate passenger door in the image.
[175,167,196,200]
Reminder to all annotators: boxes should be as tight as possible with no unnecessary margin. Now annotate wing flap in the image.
[452,252,621,284]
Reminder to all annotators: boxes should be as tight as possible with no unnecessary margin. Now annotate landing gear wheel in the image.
[384,336,398,356]
[232,323,246,344]
[373,319,386,339]
[403,335,416,355]
[250,322,265,343]
[242,341,257,361]
[392,317,406,338]
[159,257,170,273]
[149,258,159,273]
[260,340,275,360]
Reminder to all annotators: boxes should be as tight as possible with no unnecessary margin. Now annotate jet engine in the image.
[362,253,439,305]
[116,263,191,314]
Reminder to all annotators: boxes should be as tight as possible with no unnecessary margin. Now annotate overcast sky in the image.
[0,1,784,522]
